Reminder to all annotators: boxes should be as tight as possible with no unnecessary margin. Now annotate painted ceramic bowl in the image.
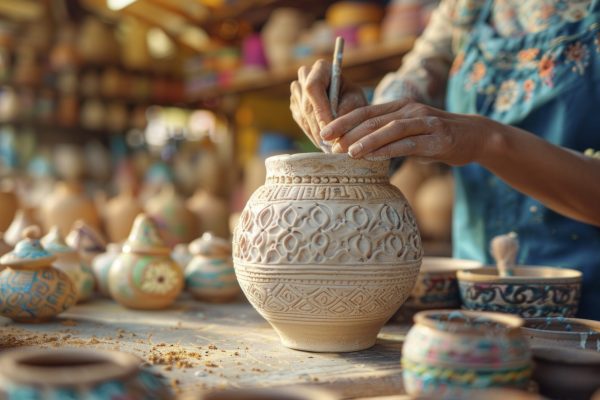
[457,267,581,317]
[0,348,170,399]
[523,317,600,351]
[532,347,600,400]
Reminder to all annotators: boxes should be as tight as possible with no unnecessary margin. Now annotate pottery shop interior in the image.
[2,0,600,399]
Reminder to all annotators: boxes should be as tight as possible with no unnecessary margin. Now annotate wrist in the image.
[474,117,510,167]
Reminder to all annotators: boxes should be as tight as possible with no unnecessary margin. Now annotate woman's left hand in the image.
[320,99,494,166]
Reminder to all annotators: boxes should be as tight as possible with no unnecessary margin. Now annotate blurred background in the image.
[0,0,451,253]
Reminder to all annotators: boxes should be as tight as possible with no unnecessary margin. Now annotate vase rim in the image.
[265,152,389,178]
[414,310,524,335]
[0,348,140,386]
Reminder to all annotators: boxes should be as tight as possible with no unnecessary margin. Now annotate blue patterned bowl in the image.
[457,267,581,317]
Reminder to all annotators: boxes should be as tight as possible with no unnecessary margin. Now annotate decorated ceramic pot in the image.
[0,348,170,399]
[186,232,239,302]
[523,317,600,351]
[91,243,121,297]
[402,310,532,397]
[144,185,197,247]
[233,153,422,352]
[42,226,95,302]
[0,227,77,322]
[108,214,184,309]
[66,220,107,268]
[458,266,582,317]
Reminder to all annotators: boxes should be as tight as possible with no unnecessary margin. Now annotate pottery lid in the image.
[189,232,231,257]
[66,220,106,254]
[41,226,76,255]
[122,213,170,255]
[0,226,56,268]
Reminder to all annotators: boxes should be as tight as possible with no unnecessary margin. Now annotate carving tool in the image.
[320,36,344,153]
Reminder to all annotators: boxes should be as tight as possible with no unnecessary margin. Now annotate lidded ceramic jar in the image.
[91,243,121,298]
[108,214,184,309]
[42,226,95,302]
[402,310,532,397]
[0,348,171,399]
[0,226,77,322]
[186,232,240,302]
[66,220,107,268]
[144,185,197,247]
[233,153,422,352]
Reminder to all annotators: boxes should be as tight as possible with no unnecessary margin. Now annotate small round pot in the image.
[532,347,600,400]
[458,267,581,317]
[523,317,600,351]
[91,243,121,297]
[0,348,170,399]
[402,310,532,397]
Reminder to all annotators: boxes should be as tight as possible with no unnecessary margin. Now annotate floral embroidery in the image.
[565,42,590,74]
[538,53,556,86]
[517,48,541,68]
[451,52,465,76]
[140,262,180,294]
[495,79,520,112]
[467,61,487,88]
[523,79,536,101]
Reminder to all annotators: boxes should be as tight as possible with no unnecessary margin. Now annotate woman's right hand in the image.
[290,59,368,148]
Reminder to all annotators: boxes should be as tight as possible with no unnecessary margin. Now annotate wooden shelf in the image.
[186,38,415,102]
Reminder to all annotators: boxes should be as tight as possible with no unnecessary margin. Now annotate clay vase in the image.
[66,220,107,268]
[108,214,184,309]
[144,185,197,247]
[0,183,18,232]
[0,227,77,322]
[91,243,121,298]
[42,226,95,303]
[233,153,422,352]
[40,181,101,235]
[186,232,240,302]
[4,208,37,247]
[102,189,143,243]
[0,348,170,398]
[187,189,230,239]
[402,310,532,397]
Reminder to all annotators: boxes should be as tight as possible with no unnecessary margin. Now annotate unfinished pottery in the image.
[402,310,532,397]
[66,220,107,268]
[145,184,197,246]
[0,227,77,322]
[233,153,422,352]
[101,188,143,243]
[458,266,582,317]
[0,348,170,399]
[523,317,600,351]
[4,208,37,247]
[186,232,239,302]
[42,226,95,302]
[91,243,121,297]
[108,214,184,309]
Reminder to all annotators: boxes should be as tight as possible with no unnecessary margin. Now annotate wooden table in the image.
[0,297,412,399]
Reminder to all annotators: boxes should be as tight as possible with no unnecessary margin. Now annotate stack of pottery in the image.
[144,185,197,247]
[0,348,170,398]
[91,243,121,298]
[4,208,37,247]
[40,181,100,235]
[66,220,107,268]
[233,153,422,352]
[186,232,239,302]
[0,226,77,322]
[402,310,532,397]
[42,226,95,303]
[109,214,184,309]
[101,189,143,243]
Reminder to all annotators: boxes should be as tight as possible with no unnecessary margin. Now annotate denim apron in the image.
[446,0,600,318]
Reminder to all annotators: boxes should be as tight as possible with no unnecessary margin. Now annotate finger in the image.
[304,59,333,130]
[347,117,438,158]
[363,135,443,160]
[320,99,410,141]
[298,66,309,84]
[334,111,402,153]
[290,96,316,145]
[301,97,320,140]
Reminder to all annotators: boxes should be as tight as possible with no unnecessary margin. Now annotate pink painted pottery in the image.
[523,317,600,351]
[0,182,18,231]
[186,232,240,303]
[4,208,37,247]
[66,220,107,268]
[0,348,171,398]
[144,185,197,247]
[91,243,121,297]
[42,226,95,303]
[102,189,143,243]
[187,189,230,239]
[402,310,532,397]
[0,227,77,322]
[233,153,422,352]
[108,214,184,309]
[40,181,101,235]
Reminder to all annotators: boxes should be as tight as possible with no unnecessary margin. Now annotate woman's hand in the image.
[320,99,492,166]
[290,59,367,147]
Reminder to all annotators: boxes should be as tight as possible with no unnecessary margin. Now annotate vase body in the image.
[233,153,422,352]
[53,252,95,303]
[145,186,197,247]
[402,310,532,397]
[103,191,143,243]
[91,243,121,297]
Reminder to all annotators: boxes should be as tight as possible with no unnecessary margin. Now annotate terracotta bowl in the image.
[532,347,600,399]
[523,317,600,351]
[457,266,581,317]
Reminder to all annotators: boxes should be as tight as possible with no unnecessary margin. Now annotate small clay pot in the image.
[102,189,143,243]
[523,317,600,351]
[91,243,121,298]
[0,227,77,322]
[0,348,170,398]
[187,189,230,239]
[186,233,239,302]
[66,220,107,268]
[145,185,197,246]
[40,181,101,235]
[109,214,184,309]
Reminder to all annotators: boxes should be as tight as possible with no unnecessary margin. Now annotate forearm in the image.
[479,119,600,226]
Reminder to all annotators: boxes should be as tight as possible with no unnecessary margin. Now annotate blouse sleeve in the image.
[372,0,459,108]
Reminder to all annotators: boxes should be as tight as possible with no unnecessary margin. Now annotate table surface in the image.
[0,296,412,399]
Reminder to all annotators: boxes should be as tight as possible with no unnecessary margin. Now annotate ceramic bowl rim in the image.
[414,310,524,335]
[523,317,600,337]
[419,257,483,274]
[532,346,600,365]
[457,266,582,283]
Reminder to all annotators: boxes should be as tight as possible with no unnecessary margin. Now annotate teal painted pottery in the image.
[0,226,77,323]
[402,310,532,397]
[186,232,239,302]
[458,267,582,317]
[91,243,121,297]
[108,214,183,309]
[0,348,171,400]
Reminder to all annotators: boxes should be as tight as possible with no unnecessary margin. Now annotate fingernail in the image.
[318,120,326,130]
[348,142,363,158]
[331,142,343,153]
[320,127,332,139]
